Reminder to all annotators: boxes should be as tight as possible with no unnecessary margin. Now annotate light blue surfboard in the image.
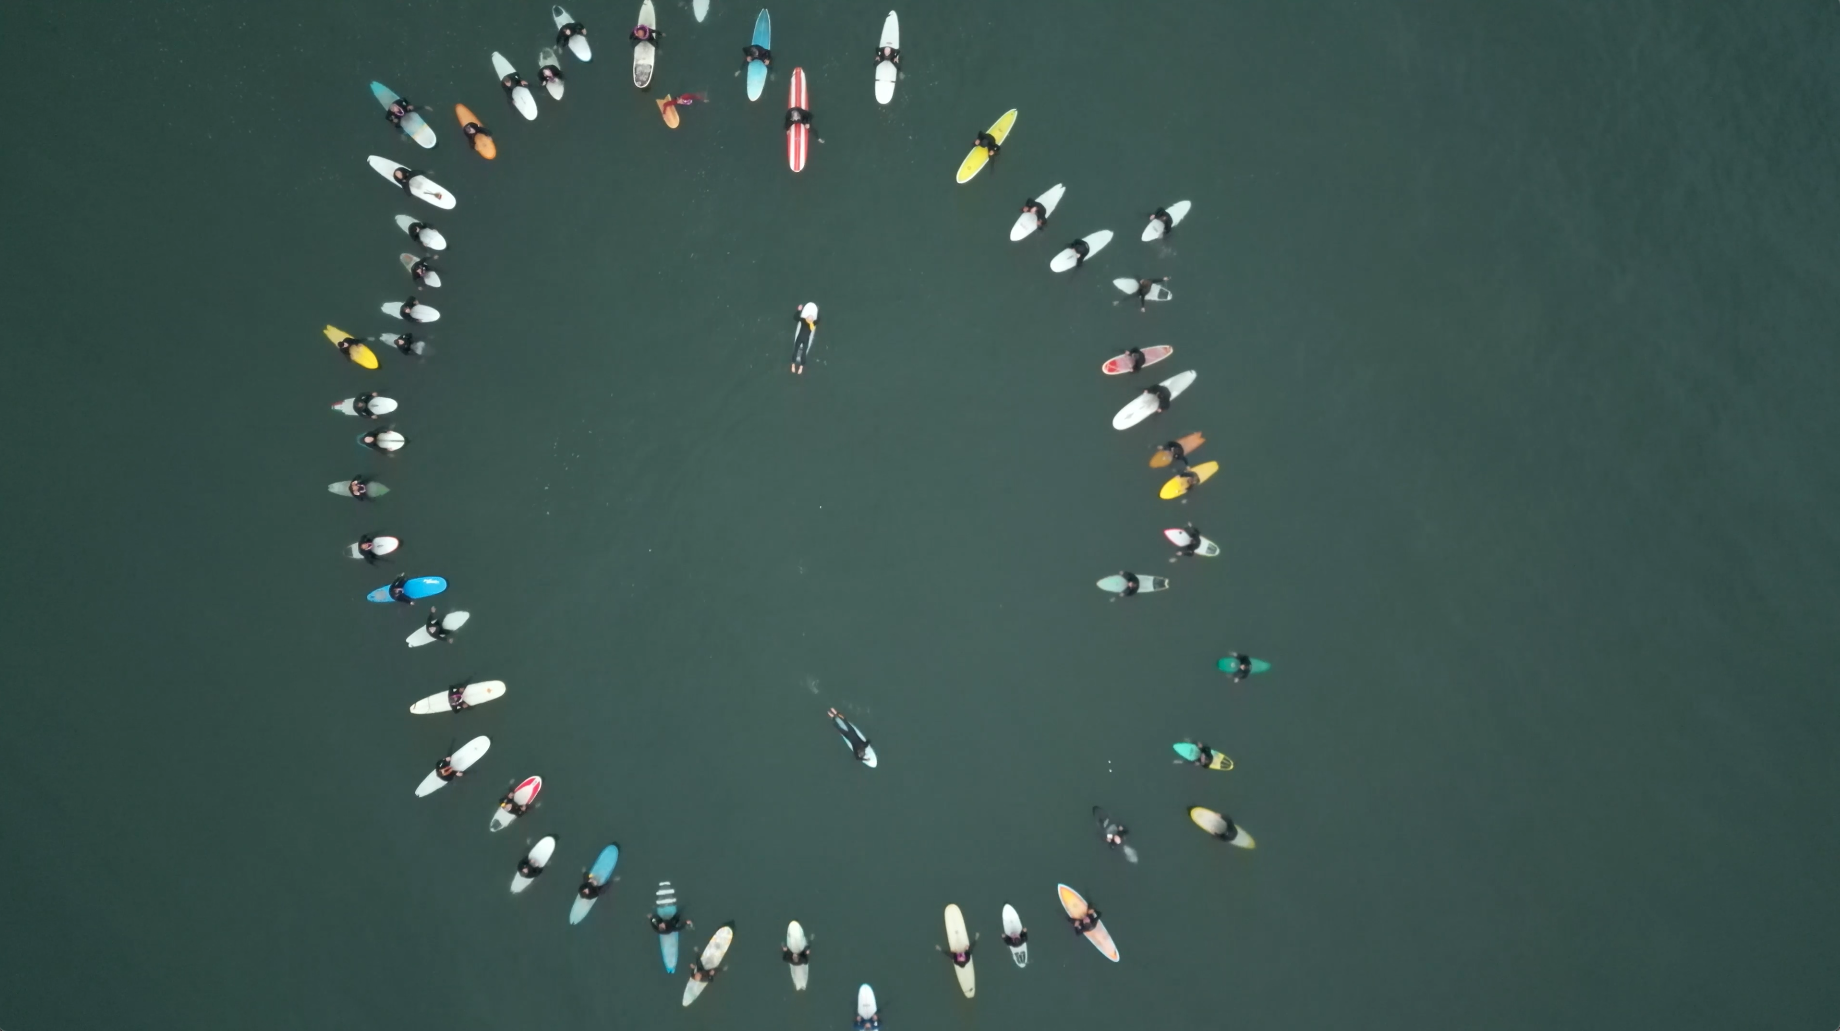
[569,844,621,925]
[365,576,447,602]
[747,9,770,101]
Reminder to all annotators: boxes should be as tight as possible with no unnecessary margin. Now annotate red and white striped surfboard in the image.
[787,67,809,172]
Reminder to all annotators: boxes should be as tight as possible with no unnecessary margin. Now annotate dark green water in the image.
[4,0,1839,1027]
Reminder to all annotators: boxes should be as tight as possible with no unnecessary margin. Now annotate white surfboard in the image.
[683,924,734,1006]
[401,253,441,288]
[1010,183,1064,241]
[490,776,542,831]
[694,0,710,22]
[492,53,539,120]
[367,157,456,210]
[633,1,657,89]
[785,921,809,990]
[511,835,556,893]
[1163,528,1221,557]
[944,904,975,997]
[347,535,400,559]
[874,12,899,104]
[362,429,407,452]
[1112,278,1172,301]
[395,214,447,251]
[1112,370,1196,430]
[332,395,397,416]
[538,48,566,100]
[1142,200,1192,241]
[410,680,506,714]
[554,6,592,61]
[382,301,440,323]
[1002,904,1028,966]
[414,735,489,796]
[857,985,878,1025]
[1049,229,1112,272]
[407,610,470,647]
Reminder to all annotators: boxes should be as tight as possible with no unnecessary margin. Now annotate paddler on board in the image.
[651,910,693,935]
[422,607,455,644]
[346,476,375,501]
[873,44,900,68]
[1170,524,1204,559]
[629,22,660,45]
[384,97,416,127]
[781,940,810,967]
[386,332,422,357]
[1148,206,1177,237]
[1067,237,1092,267]
[1130,276,1169,313]
[971,129,1001,162]
[743,42,772,68]
[1221,653,1256,682]
[557,19,588,49]
[1019,196,1050,230]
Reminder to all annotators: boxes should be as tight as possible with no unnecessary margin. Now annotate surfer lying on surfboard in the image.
[936,939,977,966]
[785,106,814,133]
[1130,277,1169,312]
[1069,907,1103,934]
[1221,653,1257,682]
[743,43,772,66]
[1021,197,1050,230]
[630,23,659,43]
[422,608,455,644]
[971,130,1001,160]
[781,942,810,966]
[873,45,900,66]
[1149,206,1177,236]
[1170,523,1204,558]
[669,92,707,106]
[558,20,587,48]
[345,476,375,500]
[652,911,693,935]
[385,98,416,126]
[687,961,720,985]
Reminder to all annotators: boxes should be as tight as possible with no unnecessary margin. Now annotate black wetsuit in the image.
[1160,439,1187,463]
[463,122,493,147]
[785,107,813,132]
[651,913,686,935]
[1071,239,1090,266]
[630,27,659,45]
[393,170,424,194]
[1002,929,1028,947]
[1120,574,1139,597]
[352,393,375,417]
[1151,385,1172,411]
[349,479,371,500]
[357,535,380,563]
[1152,207,1175,232]
[406,221,431,244]
[410,259,433,282]
[1072,910,1102,934]
[501,74,528,95]
[435,760,459,782]
[1177,527,1201,556]
[743,44,772,64]
[829,710,871,759]
[1127,348,1146,372]
[447,685,470,710]
[1224,653,1253,683]
[973,132,1000,158]
[782,946,810,965]
[557,23,586,47]
[874,47,900,65]
[579,879,604,900]
[425,611,448,639]
[387,575,410,602]
[518,858,544,878]
[392,334,419,356]
[1022,198,1048,228]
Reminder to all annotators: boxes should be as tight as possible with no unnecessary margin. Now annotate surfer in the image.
[1068,907,1102,934]
[1002,923,1028,948]
[407,258,436,286]
[355,534,386,564]
[347,476,373,501]
[385,573,413,603]
[497,787,534,820]
[972,130,1001,160]
[1147,383,1173,412]
[671,92,707,106]
[557,20,587,47]
[1173,468,1201,494]
[1172,524,1203,558]
[360,428,401,453]
[780,942,811,965]
[330,332,364,362]
[1180,740,1222,767]
[385,98,414,126]
[938,939,977,967]
[826,707,872,762]
[651,911,692,935]
[687,961,719,985]
[433,756,463,783]
[516,853,546,880]
[1020,197,1050,229]
[743,42,772,67]
[446,683,471,709]
[1156,437,1191,466]
[387,332,421,357]
[1117,572,1140,598]
[1222,653,1255,683]
[1150,207,1176,236]
[350,392,382,418]
[1132,276,1170,313]
[1120,348,1150,372]
[1098,812,1131,852]
[873,44,900,66]
[389,166,424,193]
[499,70,531,95]
[629,23,659,44]
[399,296,428,321]
[539,63,564,89]
[405,220,436,247]
[1069,237,1091,267]
[578,875,606,901]
[423,607,454,644]
[461,118,493,152]
[785,105,813,133]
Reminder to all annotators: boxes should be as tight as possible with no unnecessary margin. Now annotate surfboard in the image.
[1112,370,1196,430]
[1112,278,1173,302]
[554,6,592,61]
[1010,183,1064,241]
[490,776,542,831]
[785,920,809,989]
[746,9,770,101]
[1149,432,1205,468]
[536,49,566,100]
[1188,806,1256,848]
[322,325,379,369]
[453,104,496,159]
[1217,655,1272,676]
[367,156,455,209]
[569,844,621,924]
[857,985,879,1028]
[1142,200,1192,241]
[407,610,469,647]
[786,67,809,171]
[656,882,681,972]
[512,835,556,893]
[360,427,406,453]
[657,95,681,128]
[956,109,1016,184]
[1162,528,1221,556]
[1096,575,1168,595]
[370,82,436,148]
[1159,460,1219,499]
[874,12,899,104]
[382,300,440,323]
[694,0,710,21]
[1101,345,1174,375]
[400,252,442,288]
[1056,884,1119,962]
[1001,904,1028,967]
[395,214,447,250]
[944,904,975,997]
[683,924,734,1006]
[492,53,539,120]
[366,575,445,603]
[1049,229,1112,272]
[328,479,389,498]
[410,680,506,714]
[633,1,657,89]
[414,735,489,796]
[347,535,399,559]
[1172,742,1234,770]
[790,302,818,372]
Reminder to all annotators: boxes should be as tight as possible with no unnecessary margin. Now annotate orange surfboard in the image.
[455,104,497,159]
[656,95,681,129]
[1149,432,1205,469]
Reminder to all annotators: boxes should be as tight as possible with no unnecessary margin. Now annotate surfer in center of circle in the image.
[1021,197,1050,229]
[558,21,586,47]
[434,756,461,782]
[1151,207,1177,235]
[1101,817,1130,850]
[873,44,899,66]
[408,257,436,286]
[423,608,453,643]
[1132,276,1170,313]
[972,130,1001,160]
[781,941,810,966]
[386,574,413,604]
[388,333,420,357]
[578,875,606,901]
[1173,524,1203,558]
[630,23,658,44]
[348,476,373,500]
[743,43,772,66]
[446,683,472,709]
[651,909,691,935]
[786,105,813,132]
[1069,907,1102,934]
[1116,572,1140,597]
[1069,237,1091,267]
[385,97,414,126]
[1144,383,1173,412]
[687,961,719,985]
[1222,653,1255,682]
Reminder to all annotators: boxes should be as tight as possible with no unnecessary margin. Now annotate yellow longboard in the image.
[1159,460,1218,499]
[955,108,1017,184]
[323,325,378,369]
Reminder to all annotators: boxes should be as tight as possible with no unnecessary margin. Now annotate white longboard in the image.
[409,680,506,714]
[633,1,657,89]
[347,535,399,559]
[493,53,539,120]
[511,835,556,893]
[1112,278,1172,302]
[1097,574,1169,594]
[361,429,406,452]
[368,157,456,209]
[694,0,709,22]
[490,776,542,831]
[857,985,878,1025]
[786,921,809,990]
[1112,370,1196,430]
[1002,904,1028,967]
[1142,200,1192,241]
[395,214,447,250]
[1049,229,1112,272]
[554,6,592,61]
[683,924,734,1006]
[407,610,470,647]
[944,904,975,997]
[874,12,899,104]
[414,735,489,796]
[538,48,566,100]
[332,395,397,416]
[400,253,441,288]
[382,301,439,323]
[1010,183,1064,241]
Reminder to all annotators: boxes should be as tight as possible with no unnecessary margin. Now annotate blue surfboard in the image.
[747,9,770,101]
[366,576,447,602]
[569,844,622,925]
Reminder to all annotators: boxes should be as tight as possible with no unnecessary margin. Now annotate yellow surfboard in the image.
[657,96,681,128]
[323,325,378,370]
[1159,460,1218,499]
[955,108,1017,184]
